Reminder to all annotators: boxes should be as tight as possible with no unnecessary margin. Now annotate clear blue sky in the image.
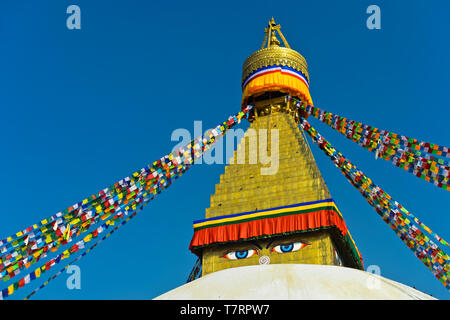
[1,0,449,299]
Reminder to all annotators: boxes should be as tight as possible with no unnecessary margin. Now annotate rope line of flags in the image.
[296,112,449,289]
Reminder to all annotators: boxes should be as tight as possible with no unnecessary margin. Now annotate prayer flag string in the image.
[186,257,202,283]
[23,182,166,300]
[286,96,450,190]
[24,211,140,300]
[0,106,252,300]
[297,115,450,289]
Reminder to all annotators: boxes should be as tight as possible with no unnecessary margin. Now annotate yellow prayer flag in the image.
[8,285,14,295]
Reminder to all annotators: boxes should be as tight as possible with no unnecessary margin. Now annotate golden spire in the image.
[261,17,290,49]
[242,17,311,106]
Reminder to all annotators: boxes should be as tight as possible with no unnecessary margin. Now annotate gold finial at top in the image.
[269,31,280,47]
[242,17,309,90]
[261,17,290,49]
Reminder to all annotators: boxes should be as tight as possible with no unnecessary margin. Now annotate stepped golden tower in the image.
[189,18,363,276]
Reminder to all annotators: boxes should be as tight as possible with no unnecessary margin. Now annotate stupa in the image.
[155,18,434,300]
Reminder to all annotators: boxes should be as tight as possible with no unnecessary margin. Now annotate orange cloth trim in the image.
[189,209,347,250]
[242,71,313,106]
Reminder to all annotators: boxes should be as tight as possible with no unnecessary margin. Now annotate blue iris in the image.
[235,250,249,259]
[280,244,294,252]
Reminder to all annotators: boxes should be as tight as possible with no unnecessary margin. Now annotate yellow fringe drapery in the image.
[242,70,313,106]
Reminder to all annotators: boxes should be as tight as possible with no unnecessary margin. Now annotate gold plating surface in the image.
[242,46,309,84]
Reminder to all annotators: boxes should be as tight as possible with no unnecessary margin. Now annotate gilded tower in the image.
[189,18,363,276]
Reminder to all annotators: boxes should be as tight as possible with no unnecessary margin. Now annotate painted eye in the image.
[223,249,257,260]
[272,241,308,254]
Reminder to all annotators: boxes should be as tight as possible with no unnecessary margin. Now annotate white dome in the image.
[154,264,435,300]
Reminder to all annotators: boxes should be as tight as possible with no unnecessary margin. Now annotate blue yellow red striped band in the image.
[193,199,342,230]
[242,65,309,89]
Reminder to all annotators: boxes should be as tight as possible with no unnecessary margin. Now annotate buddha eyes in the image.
[272,241,308,253]
[223,249,257,260]
[222,241,308,260]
